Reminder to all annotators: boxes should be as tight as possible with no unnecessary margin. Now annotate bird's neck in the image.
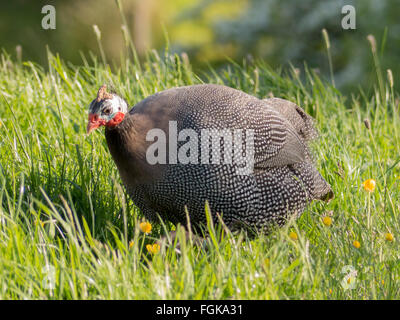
[105,113,139,164]
[105,113,159,184]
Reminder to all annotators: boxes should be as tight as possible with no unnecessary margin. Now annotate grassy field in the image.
[0,44,399,299]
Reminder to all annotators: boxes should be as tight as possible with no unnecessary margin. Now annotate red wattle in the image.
[106,112,125,128]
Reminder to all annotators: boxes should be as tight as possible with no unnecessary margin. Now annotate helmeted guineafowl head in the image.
[87,85,128,134]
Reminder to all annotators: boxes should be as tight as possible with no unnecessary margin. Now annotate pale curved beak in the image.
[87,113,105,134]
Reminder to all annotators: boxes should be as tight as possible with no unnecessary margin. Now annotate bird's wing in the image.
[130,85,313,169]
[262,98,317,143]
[249,106,308,169]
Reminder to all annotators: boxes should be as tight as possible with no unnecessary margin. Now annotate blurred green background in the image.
[1,0,399,92]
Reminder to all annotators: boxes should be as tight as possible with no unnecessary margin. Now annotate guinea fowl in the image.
[87,84,333,233]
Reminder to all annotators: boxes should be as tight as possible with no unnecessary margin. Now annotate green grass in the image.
[0,45,399,299]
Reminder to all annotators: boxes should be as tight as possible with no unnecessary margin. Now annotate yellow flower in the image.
[385,233,394,242]
[362,179,376,192]
[139,221,152,234]
[329,289,332,295]
[322,216,332,226]
[289,231,298,241]
[146,243,160,254]
[129,240,134,249]
[36,220,45,228]
[346,276,356,285]
[353,240,361,249]
[381,279,385,285]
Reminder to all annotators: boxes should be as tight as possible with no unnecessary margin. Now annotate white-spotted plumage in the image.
[90,84,333,233]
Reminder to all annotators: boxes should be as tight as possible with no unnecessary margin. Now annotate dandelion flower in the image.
[139,221,152,234]
[289,231,298,241]
[347,277,355,285]
[129,240,134,249]
[37,220,45,228]
[385,233,394,242]
[329,289,332,295]
[146,243,160,254]
[353,240,361,249]
[322,216,332,226]
[362,179,376,192]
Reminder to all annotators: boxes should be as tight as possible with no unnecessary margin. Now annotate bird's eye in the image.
[103,108,111,115]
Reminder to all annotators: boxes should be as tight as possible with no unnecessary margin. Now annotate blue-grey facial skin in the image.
[89,94,129,121]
